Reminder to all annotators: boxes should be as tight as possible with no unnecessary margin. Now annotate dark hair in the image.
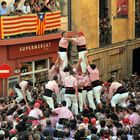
[1,1,7,6]
[90,64,96,70]
[27,81,33,86]
[120,134,128,140]
[61,31,66,37]
[69,70,75,75]
[100,119,106,128]
[53,75,58,81]
[64,66,70,72]
[15,0,20,3]
[61,100,66,106]
[65,131,70,137]
[128,105,136,112]
[46,120,51,126]
[90,126,97,134]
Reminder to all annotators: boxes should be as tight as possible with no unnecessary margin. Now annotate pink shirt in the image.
[53,106,74,119]
[109,82,122,98]
[28,108,43,119]
[19,81,28,91]
[48,65,59,80]
[45,80,59,93]
[63,75,78,87]
[73,36,86,46]
[76,74,84,87]
[59,68,70,84]
[59,37,69,49]
[87,66,100,82]
[83,74,92,87]
[129,113,140,126]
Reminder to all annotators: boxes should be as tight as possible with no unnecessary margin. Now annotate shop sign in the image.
[7,40,59,59]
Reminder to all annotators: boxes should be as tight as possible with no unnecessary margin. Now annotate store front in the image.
[0,34,61,96]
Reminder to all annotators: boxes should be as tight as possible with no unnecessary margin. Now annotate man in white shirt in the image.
[15,80,33,105]
[28,102,43,120]
[22,0,31,14]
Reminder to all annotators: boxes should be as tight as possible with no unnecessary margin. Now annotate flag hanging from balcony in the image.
[117,0,128,17]
[37,13,46,35]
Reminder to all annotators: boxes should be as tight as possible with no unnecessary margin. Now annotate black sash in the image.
[114,86,128,95]
[59,47,67,52]
[77,45,87,52]
[65,87,75,94]
[92,80,102,88]
[15,83,21,89]
[78,89,83,93]
[44,89,53,97]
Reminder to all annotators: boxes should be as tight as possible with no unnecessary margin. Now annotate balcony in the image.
[0,10,68,40]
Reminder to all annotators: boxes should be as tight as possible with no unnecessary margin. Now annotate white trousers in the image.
[15,88,32,103]
[111,92,129,107]
[78,92,84,112]
[57,88,65,104]
[58,51,68,70]
[64,94,78,115]
[43,96,54,109]
[87,90,96,110]
[93,85,102,104]
[78,51,87,73]
[82,90,88,105]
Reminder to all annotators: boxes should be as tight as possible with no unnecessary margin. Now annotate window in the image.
[20,59,50,84]
[8,59,50,95]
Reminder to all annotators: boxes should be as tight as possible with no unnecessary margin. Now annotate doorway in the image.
[133,48,140,75]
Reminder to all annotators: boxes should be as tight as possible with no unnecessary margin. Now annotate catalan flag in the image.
[0,11,61,39]
[2,14,37,38]
[45,11,61,31]
[36,13,46,36]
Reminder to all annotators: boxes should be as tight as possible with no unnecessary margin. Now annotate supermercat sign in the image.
[19,42,52,52]
[7,40,59,59]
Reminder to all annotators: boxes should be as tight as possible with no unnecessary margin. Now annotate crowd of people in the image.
[0,0,60,16]
[0,32,140,140]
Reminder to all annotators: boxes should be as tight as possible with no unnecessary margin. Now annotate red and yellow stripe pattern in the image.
[45,11,61,31]
[2,14,37,37]
[0,11,61,39]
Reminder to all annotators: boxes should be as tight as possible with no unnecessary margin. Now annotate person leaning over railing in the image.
[0,1,10,16]
[21,0,32,14]
[9,0,21,15]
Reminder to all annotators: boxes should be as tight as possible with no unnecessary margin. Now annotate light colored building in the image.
[72,0,140,80]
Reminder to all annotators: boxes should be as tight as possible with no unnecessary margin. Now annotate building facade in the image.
[72,0,140,80]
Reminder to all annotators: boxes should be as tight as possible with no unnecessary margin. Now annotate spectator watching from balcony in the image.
[49,0,60,12]
[0,1,10,16]
[22,1,31,14]
[9,0,20,15]
[41,0,53,12]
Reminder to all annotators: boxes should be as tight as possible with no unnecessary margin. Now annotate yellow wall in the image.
[72,0,99,49]
[111,0,135,44]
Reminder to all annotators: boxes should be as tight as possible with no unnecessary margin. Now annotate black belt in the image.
[65,87,75,94]
[15,83,21,89]
[59,47,67,52]
[77,45,87,52]
[44,88,53,97]
[92,80,101,88]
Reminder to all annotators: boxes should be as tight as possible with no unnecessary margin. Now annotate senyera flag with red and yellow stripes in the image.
[45,11,61,31]
[0,11,61,39]
[2,14,37,38]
